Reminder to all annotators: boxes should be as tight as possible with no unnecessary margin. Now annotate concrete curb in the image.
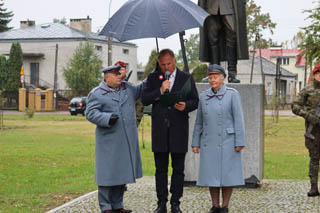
[46,190,97,213]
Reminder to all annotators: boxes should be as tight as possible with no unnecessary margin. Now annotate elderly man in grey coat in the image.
[192,64,245,213]
[86,65,145,213]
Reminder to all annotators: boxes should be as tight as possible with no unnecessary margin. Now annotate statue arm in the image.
[198,0,207,10]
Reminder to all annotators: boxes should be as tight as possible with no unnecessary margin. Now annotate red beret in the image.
[114,61,126,68]
[312,64,320,76]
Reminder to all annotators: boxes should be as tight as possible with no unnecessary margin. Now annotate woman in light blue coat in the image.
[192,64,245,213]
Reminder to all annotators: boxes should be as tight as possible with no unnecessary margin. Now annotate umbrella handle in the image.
[156,38,159,54]
[179,31,189,73]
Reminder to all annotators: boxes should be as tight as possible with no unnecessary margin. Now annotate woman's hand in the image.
[192,147,200,154]
[235,146,244,152]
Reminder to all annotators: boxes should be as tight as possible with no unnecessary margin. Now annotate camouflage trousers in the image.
[135,100,144,127]
[305,128,320,184]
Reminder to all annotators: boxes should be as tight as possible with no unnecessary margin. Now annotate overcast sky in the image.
[5,0,317,65]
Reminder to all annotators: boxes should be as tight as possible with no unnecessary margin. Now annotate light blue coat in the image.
[86,80,144,186]
[192,84,245,187]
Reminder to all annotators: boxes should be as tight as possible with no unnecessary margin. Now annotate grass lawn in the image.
[0,114,310,212]
[264,116,309,179]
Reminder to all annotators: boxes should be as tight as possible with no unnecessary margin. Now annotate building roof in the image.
[248,56,297,78]
[0,23,136,46]
[252,48,305,66]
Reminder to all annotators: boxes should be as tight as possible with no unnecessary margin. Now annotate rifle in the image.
[305,104,320,140]
[124,70,133,81]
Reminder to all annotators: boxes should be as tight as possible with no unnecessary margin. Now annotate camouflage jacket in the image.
[292,80,320,124]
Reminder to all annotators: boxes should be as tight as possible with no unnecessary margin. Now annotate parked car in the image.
[68,97,87,116]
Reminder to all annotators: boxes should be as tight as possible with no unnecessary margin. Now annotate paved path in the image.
[48,177,319,213]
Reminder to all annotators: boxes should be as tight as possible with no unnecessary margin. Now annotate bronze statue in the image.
[198,0,249,83]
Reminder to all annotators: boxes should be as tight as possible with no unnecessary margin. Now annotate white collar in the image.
[170,69,177,78]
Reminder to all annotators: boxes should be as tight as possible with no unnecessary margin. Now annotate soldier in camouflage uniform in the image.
[292,64,320,197]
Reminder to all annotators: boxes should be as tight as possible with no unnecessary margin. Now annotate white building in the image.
[0,17,138,90]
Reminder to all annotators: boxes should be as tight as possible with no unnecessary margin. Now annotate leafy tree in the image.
[191,63,208,82]
[6,42,23,92]
[63,42,103,93]
[246,0,277,48]
[177,34,200,70]
[53,17,67,25]
[143,49,158,78]
[0,0,13,32]
[299,1,320,65]
[0,55,7,90]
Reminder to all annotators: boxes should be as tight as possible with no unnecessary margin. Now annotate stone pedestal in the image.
[185,83,264,182]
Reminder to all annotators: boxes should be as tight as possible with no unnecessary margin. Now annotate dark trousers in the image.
[98,185,125,211]
[154,152,186,205]
[206,14,238,73]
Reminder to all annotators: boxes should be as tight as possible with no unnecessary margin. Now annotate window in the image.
[123,48,129,54]
[280,57,289,65]
[95,45,102,51]
[299,81,302,92]
[137,72,144,81]
[266,82,272,95]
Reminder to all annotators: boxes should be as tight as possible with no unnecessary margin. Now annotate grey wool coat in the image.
[86,80,144,186]
[192,84,245,187]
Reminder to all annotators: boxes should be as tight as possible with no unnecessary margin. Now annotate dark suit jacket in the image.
[141,68,199,153]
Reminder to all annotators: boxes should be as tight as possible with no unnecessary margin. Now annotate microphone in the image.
[164,71,170,93]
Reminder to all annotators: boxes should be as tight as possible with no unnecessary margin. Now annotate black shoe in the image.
[307,190,320,197]
[220,207,228,213]
[208,206,220,213]
[171,203,182,213]
[154,203,167,213]
[228,76,240,83]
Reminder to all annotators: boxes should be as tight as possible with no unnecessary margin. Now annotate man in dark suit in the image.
[141,49,199,213]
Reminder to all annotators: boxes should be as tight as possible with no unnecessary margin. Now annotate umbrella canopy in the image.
[99,0,209,41]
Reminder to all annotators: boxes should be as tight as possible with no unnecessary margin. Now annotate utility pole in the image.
[250,34,258,83]
[53,44,58,110]
[304,54,307,87]
[108,0,113,66]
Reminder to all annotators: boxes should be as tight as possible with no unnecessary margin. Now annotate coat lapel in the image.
[120,82,128,105]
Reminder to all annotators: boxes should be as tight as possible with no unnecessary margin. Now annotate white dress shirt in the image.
[169,69,177,91]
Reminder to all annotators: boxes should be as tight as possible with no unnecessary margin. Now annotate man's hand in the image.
[306,112,320,125]
[174,102,186,111]
[235,146,244,152]
[161,80,171,94]
[192,147,200,154]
